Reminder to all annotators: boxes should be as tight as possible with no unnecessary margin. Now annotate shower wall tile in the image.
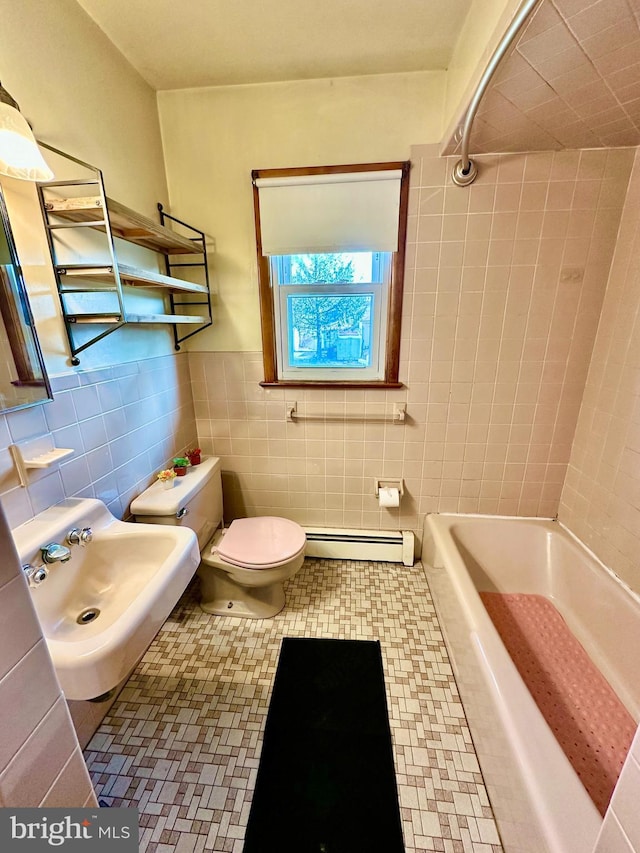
[0,353,197,527]
[559,147,640,592]
[193,145,632,542]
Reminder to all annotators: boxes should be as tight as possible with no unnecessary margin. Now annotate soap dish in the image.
[10,434,74,487]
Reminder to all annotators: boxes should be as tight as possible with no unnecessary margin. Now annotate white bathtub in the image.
[422,513,640,853]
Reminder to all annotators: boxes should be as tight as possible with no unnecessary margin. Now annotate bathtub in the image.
[422,513,640,853]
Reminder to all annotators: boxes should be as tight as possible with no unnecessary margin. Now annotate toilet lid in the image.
[216,517,306,569]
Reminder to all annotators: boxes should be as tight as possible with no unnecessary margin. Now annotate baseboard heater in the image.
[303,527,415,566]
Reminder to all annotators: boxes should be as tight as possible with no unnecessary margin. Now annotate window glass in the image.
[271,252,390,380]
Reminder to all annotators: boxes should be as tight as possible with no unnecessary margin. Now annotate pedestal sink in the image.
[11,498,200,700]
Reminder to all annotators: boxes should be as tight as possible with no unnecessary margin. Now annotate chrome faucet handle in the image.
[41,542,72,564]
[67,527,93,546]
[23,564,48,586]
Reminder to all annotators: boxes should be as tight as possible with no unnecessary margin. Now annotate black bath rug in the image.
[243,637,405,853]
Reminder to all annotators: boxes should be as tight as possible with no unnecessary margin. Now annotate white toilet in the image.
[131,456,306,618]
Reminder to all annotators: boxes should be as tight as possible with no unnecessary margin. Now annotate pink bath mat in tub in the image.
[480,592,636,816]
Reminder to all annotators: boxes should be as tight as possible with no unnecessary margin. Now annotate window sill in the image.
[259,380,404,389]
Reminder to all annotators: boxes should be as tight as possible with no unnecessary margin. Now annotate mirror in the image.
[0,185,52,413]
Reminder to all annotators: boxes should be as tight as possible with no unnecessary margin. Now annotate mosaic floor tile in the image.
[85,558,503,852]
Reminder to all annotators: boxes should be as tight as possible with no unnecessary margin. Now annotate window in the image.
[252,162,410,387]
[272,251,391,381]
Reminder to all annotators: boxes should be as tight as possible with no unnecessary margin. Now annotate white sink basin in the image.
[12,498,200,700]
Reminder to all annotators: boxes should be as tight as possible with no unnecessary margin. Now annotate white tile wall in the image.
[0,353,197,527]
[559,147,640,593]
[0,501,95,807]
[596,727,640,853]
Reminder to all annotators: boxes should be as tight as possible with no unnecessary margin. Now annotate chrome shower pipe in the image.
[452,0,544,187]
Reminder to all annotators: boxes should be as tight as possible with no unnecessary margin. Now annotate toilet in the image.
[131,456,306,618]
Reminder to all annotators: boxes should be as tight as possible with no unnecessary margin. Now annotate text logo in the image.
[0,809,138,851]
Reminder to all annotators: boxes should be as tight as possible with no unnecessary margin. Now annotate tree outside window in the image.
[285,254,371,367]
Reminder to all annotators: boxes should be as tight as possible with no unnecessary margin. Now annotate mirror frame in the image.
[0,185,53,414]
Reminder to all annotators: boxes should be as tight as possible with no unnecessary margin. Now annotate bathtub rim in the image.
[428,510,640,719]
[423,510,605,853]
[426,510,640,610]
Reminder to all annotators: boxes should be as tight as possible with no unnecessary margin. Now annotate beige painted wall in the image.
[158,71,446,352]
[442,0,523,150]
[0,0,175,375]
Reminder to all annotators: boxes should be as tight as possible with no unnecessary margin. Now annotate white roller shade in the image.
[255,170,403,256]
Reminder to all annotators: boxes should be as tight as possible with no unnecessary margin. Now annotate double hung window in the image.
[252,162,410,387]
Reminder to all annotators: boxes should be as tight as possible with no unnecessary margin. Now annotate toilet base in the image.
[198,570,286,619]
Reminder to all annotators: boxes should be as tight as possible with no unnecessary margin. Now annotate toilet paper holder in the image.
[374,478,404,498]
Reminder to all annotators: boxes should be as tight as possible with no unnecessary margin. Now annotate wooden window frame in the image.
[252,161,410,389]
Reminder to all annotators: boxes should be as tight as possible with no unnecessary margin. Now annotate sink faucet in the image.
[23,564,48,587]
[40,542,72,564]
[66,527,93,546]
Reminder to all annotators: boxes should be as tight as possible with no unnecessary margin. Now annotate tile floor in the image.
[84,558,503,852]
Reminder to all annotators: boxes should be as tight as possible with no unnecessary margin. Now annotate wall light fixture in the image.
[0,81,53,181]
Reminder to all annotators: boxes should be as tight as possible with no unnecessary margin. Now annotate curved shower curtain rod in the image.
[452,0,545,187]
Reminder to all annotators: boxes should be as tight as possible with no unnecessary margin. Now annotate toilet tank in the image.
[131,456,223,551]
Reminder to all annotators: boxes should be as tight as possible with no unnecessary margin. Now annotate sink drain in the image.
[76,607,100,625]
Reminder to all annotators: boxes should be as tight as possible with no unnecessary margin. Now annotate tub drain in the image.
[76,607,100,625]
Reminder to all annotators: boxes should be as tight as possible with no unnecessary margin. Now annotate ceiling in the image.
[76,0,640,153]
[75,0,473,90]
[444,0,640,154]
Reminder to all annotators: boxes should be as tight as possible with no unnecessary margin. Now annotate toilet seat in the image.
[215,517,306,569]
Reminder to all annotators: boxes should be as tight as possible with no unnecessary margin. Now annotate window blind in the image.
[255,170,403,256]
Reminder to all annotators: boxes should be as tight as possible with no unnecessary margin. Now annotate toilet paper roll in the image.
[378,487,400,508]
